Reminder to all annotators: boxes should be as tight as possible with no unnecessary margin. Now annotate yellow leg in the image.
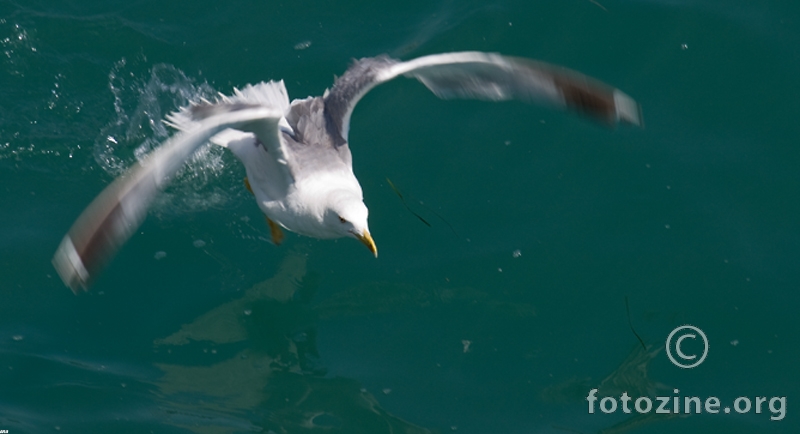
[267,217,285,246]
[245,177,283,245]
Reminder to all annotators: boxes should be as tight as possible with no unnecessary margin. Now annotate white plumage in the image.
[53,51,642,292]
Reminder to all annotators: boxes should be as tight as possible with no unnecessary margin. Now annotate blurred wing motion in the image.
[54,52,642,293]
[52,106,283,293]
[324,51,642,145]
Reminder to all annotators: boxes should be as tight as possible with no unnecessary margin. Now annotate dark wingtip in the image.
[551,72,643,127]
[52,192,130,294]
[52,235,90,294]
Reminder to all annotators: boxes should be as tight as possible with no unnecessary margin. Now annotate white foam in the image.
[95,60,241,215]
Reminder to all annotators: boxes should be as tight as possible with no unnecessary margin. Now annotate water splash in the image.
[95,58,239,214]
[0,19,37,77]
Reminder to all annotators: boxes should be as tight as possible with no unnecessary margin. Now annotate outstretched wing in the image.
[324,51,643,145]
[53,106,283,293]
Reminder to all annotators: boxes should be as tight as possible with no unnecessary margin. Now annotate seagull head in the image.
[324,191,377,257]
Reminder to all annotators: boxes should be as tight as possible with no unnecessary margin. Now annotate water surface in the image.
[1,0,798,432]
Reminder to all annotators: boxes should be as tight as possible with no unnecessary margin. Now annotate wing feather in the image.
[53,106,283,292]
[324,51,642,144]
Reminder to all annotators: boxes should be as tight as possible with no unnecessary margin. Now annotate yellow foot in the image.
[244,177,253,195]
[267,217,285,246]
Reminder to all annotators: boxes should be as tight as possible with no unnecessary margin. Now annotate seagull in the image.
[52,51,642,292]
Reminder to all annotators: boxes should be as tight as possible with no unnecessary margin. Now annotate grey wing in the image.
[323,51,642,144]
[53,106,283,293]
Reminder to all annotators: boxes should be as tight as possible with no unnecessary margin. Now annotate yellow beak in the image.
[355,230,378,258]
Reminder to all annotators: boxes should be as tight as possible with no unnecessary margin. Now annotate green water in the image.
[1,0,798,432]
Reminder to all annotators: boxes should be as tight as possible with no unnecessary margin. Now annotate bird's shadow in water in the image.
[151,246,436,433]
[150,241,543,433]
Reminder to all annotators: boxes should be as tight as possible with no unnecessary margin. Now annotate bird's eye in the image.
[338,216,347,224]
